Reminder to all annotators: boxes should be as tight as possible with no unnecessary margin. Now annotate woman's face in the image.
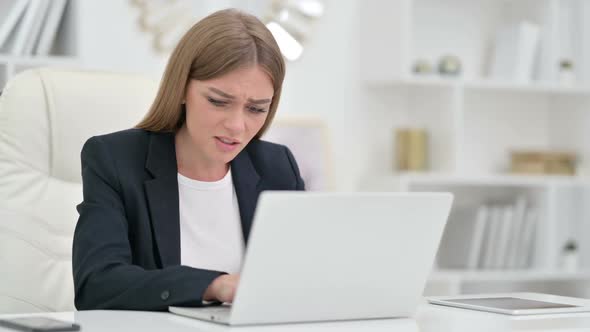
[183,65,274,167]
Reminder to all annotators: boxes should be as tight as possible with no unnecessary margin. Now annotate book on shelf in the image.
[517,207,538,268]
[466,205,488,270]
[505,196,528,269]
[481,205,501,269]
[21,0,50,55]
[34,0,67,55]
[493,205,514,269]
[489,21,540,83]
[0,0,30,50]
[7,0,43,55]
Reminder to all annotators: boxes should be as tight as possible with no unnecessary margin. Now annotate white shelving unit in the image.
[369,76,590,95]
[360,0,590,297]
[0,1,80,89]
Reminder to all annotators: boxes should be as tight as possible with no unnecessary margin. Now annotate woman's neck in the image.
[175,127,229,182]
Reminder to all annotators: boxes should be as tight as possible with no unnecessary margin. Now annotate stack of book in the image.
[0,0,68,56]
[510,151,577,175]
[437,197,538,270]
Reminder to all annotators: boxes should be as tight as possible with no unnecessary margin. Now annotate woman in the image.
[72,8,304,311]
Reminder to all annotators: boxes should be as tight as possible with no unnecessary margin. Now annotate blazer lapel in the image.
[144,132,180,267]
[231,148,261,244]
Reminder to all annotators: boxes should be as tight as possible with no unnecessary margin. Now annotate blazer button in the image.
[161,290,170,301]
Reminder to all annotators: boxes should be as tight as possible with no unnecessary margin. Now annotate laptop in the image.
[169,191,453,325]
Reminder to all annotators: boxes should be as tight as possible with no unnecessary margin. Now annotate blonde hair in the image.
[137,8,285,138]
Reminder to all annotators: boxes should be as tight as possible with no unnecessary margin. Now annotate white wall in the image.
[278,0,367,191]
[76,0,167,76]
[75,0,378,191]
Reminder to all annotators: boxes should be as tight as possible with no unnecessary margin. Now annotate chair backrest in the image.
[0,68,159,313]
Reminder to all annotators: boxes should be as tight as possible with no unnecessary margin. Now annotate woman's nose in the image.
[223,109,246,134]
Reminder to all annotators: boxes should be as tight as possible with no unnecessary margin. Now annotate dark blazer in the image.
[72,129,304,311]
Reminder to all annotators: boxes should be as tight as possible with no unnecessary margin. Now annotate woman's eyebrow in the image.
[209,87,271,104]
[209,87,235,99]
[247,98,272,105]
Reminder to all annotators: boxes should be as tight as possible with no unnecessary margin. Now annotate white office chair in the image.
[0,68,159,313]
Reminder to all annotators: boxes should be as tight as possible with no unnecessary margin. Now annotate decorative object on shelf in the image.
[412,59,433,75]
[561,239,579,272]
[559,59,575,85]
[130,0,324,61]
[130,0,195,54]
[264,0,324,61]
[437,55,461,76]
[510,151,577,175]
[395,128,428,171]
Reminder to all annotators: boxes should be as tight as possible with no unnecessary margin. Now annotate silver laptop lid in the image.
[230,192,453,325]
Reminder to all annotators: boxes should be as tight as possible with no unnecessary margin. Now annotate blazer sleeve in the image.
[284,146,305,191]
[72,136,224,311]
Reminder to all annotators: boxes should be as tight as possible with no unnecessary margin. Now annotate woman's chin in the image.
[212,151,240,165]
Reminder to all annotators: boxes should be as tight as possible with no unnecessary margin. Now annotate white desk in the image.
[2,302,590,332]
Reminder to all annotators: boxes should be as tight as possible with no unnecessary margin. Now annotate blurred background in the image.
[2,0,590,313]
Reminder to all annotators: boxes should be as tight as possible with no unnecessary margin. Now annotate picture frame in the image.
[263,116,332,191]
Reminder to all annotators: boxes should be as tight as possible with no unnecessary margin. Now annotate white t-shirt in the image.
[178,168,244,274]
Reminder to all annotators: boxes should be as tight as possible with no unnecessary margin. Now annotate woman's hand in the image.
[203,274,240,303]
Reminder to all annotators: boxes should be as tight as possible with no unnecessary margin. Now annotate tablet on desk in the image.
[428,293,590,315]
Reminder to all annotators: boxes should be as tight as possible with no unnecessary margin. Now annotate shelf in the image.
[365,76,458,89]
[431,269,590,282]
[396,172,590,188]
[0,55,78,67]
[466,80,590,95]
[368,76,590,96]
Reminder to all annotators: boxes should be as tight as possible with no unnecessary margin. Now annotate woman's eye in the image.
[247,106,267,114]
[207,97,227,106]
